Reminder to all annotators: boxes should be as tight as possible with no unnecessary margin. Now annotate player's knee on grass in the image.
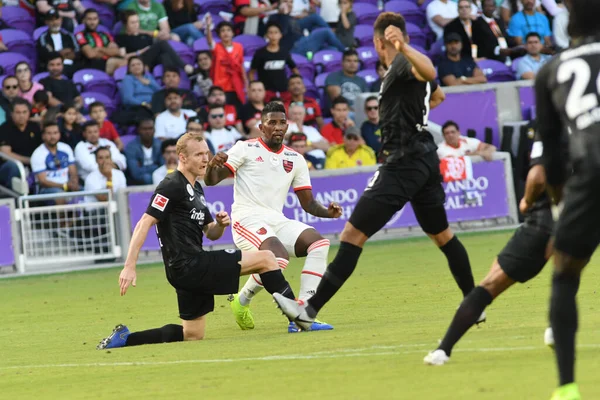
[479,259,516,299]
[339,222,369,247]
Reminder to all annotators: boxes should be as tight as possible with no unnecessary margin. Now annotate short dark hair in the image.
[216,21,234,35]
[197,50,212,59]
[33,90,49,105]
[136,117,154,128]
[365,95,378,105]
[94,146,111,158]
[261,101,286,119]
[288,74,303,82]
[442,120,460,133]
[11,97,30,112]
[82,120,99,132]
[525,32,542,41]
[373,12,407,40]
[342,48,358,60]
[43,122,59,133]
[186,116,203,127]
[568,0,600,38]
[164,87,180,97]
[121,9,137,24]
[82,8,98,19]
[208,103,225,111]
[89,101,105,112]
[270,97,283,103]
[161,138,177,154]
[46,52,63,64]
[2,75,17,86]
[249,80,264,87]
[163,66,180,77]
[208,86,224,96]
[265,21,282,33]
[331,96,349,108]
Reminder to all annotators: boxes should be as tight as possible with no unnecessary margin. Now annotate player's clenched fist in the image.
[216,211,231,227]
[384,25,405,52]
[327,202,343,218]
[209,152,228,168]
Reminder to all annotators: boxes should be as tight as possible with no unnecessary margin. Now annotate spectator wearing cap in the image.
[325,126,376,169]
[77,8,127,76]
[437,120,496,161]
[287,102,329,157]
[284,74,324,129]
[186,117,215,154]
[154,88,198,140]
[516,32,552,80]
[250,22,300,103]
[124,118,163,185]
[438,33,487,86]
[472,0,522,62]
[360,96,381,153]
[321,96,354,145]
[83,146,127,205]
[507,0,552,46]
[152,138,178,184]
[325,49,368,111]
[36,9,81,78]
[40,53,83,110]
[75,120,127,180]
[126,0,179,42]
[151,66,199,115]
[36,0,86,33]
[206,18,248,111]
[288,132,324,170]
[204,104,243,153]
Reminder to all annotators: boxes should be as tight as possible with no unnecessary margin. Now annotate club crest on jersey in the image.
[151,194,169,211]
[186,184,194,196]
[283,160,293,173]
[256,227,267,235]
[199,195,207,206]
[270,155,279,165]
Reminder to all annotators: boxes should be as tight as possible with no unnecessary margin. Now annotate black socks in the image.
[440,236,476,297]
[306,241,363,318]
[438,286,493,356]
[125,324,184,346]
[259,270,295,300]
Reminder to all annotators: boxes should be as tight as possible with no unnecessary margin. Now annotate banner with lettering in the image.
[129,160,510,251]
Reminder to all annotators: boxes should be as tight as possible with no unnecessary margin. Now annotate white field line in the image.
[2,343,600,371]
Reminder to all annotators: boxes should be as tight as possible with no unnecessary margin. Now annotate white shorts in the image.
[231,210,312,257]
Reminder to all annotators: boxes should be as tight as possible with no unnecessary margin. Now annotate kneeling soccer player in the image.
[97,134,294,349]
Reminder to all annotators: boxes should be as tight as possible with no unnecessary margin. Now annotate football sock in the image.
[306,241,362,318]
[125,324,183,346]
[259,270,295,300]
[239,258,289,305]
[550,271,581,386]
[438,286,493,356]
[299,239,330,302]
[440,236,476,297]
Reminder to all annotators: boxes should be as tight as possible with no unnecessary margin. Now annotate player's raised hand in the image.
[327,202,343,218]
[119,267,137,296]
[209,152,229,168]
[216,211,231,227]
[384,25,406,52]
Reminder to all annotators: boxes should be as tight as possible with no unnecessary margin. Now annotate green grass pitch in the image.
[1,231,599,399]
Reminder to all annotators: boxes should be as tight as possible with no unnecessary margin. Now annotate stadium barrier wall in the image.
[0,198,19,270]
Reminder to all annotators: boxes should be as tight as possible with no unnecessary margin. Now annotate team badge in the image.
[186,184,194,196]
[151,194,169,211]
[225,249,236,254]
[200,195,207,206]
[256,227,267,235]
[283,160,293,173]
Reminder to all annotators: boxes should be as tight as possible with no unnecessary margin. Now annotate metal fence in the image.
[15,190,121,273]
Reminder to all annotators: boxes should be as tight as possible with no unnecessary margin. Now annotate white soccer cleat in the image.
[272,293,314,331]
[424,349,450,366]
[544,327,555,348]
[476,311,487,324]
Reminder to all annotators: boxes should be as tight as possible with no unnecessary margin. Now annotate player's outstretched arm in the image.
[204,152,233,186]
[203,211,231,240]
[296,189,343,219]
[120,213,158,296]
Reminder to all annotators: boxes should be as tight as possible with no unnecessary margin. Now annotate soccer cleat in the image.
[228,293,255,330]
[288,320,334,333]
[544,327,555,348]
[96,324,130,350]
[423,349,450,365]
[550,383,581,400]
[476,311,487,325]
[273,293,314,331]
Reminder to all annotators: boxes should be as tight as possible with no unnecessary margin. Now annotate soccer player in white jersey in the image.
[205,102,343,332]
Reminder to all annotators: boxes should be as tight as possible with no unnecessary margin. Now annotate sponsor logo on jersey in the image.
[264,60,286,70]
[283,160,293,173]
[284,152,298,157]
[189,207,205,224]
[151,194,169,211]
[255,156,264,162]
[256,227,267,235]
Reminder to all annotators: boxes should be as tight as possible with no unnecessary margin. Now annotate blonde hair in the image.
[176,133,205,156]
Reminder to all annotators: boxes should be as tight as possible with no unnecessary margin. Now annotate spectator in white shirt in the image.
[83,146,127,206]
[288,102,329,160]
[154,88,198,140]
[31,122,80,203]
[152,138,178,184]
[437,120,496,161]
[75,120,127,180]
[427,0,460,41]
[204,104,242,153]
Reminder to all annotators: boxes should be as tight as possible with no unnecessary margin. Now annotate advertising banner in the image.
[0,204,15,266]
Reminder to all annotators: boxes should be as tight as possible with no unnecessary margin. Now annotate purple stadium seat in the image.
[0,52,32,75]
[291,53,314,80]
[193,36,219,52]
[384,1,426,27]
[405,22,427,48]
[33,26,48,41]
[73,69,117,97]
[357,69,378,85]
[33,72,50,82]
[313,50,342,74]
[198,0,232,14]
[81,1,115,28]
[119,135,137,148]
[112,21,123,36]
[477,59,515,82]
[354,24,374,47]
[314,72,328,89]
[511,57,523,75]
[2,7,35,35]
[427,39,444,64]
[152,65,191,89]
[113,66,127,82]
[234,34,266,56]
[0,29,36,63]
[354,0,378,5]
[354,3,380,25]
[519,86,535,120]
[81,92,116,116]
[168,40,195,65]
[75,23,110,35]
[357,46,378,69]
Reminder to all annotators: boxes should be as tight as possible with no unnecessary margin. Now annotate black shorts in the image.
[349,150,448,238]
[168,249,242,320]
[497,224,551,283]
[554,163,600,260]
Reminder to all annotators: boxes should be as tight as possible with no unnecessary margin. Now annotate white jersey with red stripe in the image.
[224,138,312,217]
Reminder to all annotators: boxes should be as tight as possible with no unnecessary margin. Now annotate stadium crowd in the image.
[0,0,568,198]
